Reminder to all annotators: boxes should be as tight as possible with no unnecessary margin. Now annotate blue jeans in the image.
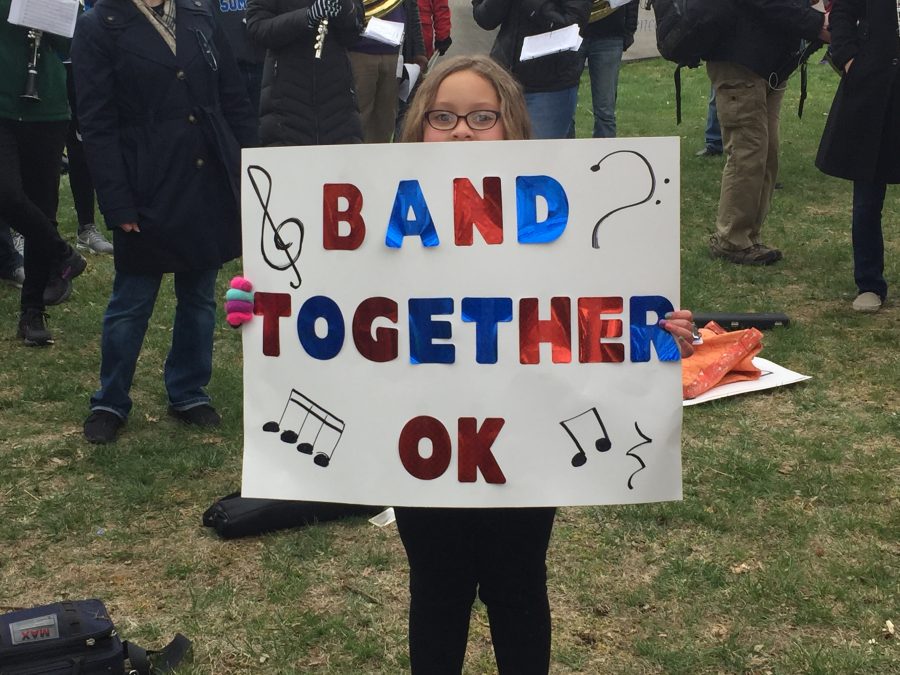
[91,268,219,419]
[705,88,723,153]
[525,86,579,140]
[575,35,624,138]
[851,180,888,300]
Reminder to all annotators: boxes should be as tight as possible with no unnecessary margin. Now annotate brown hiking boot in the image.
[708,237,783,266]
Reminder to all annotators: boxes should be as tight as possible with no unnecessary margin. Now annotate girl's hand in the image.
[225,276,254,328]
[120,222,140,232]
[658,310,696,359]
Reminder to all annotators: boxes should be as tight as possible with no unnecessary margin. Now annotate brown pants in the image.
[707,61,786,250]
[349,51,400,143]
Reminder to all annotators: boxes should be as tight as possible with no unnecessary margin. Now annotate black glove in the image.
[435,36,452,55]
[307,0,341,27]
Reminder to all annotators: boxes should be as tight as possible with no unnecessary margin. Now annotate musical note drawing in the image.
[587,150,657,249]
[262,389,346,467]
[559,407,612,467]
[247,165,305,289]
[625,422,652,489]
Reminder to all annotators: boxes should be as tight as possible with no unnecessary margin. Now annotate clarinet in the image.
[314,17,328,59]
[21,29,43,102]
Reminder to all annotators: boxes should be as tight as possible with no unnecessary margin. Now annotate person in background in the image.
[0,222,25,288]
[418,0,451,58]
[696,88,723,156]
[213,0,266,112]
[816,0,899,313]
[473,0,591,140]
[704,0,829,266]
[394,54,696,674]
[573,0,637,138]
[0,1,88,345]
[62,60,114,257]
[348,0,426,143]
[72,0,257,443]
[247,0,365,145]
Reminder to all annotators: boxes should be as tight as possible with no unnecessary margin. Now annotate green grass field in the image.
[1,57,898,674]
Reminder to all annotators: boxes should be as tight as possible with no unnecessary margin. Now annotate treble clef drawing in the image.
[247,165,304,289]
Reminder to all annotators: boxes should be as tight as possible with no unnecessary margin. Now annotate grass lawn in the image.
[0,57,897,674]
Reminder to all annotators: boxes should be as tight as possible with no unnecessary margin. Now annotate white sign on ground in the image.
[240,138,683,507]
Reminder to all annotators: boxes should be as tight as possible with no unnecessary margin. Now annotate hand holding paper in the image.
[520,24,582,62]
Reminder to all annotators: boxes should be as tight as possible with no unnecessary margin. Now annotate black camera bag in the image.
[0,599,190,675]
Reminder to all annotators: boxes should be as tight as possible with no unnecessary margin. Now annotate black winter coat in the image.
[247,0,364,146]
[706,0,824,83]
[72,0,258,274]
[473,0,591,93]
[816,0,900,184]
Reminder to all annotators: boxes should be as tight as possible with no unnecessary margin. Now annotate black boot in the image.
[17,308,53,346]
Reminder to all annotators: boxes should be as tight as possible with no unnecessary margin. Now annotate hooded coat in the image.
[72,0,258,273]
[816,0,900,184]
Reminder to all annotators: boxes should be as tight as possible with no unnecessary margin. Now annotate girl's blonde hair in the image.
[399,55,532,143]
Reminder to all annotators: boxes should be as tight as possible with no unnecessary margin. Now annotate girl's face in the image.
[423,70,507,142]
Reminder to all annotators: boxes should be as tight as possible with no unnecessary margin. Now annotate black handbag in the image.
[0,599,190,675]
[202,491,383,539]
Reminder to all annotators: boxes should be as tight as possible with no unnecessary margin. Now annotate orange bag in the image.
[681,322,763,400]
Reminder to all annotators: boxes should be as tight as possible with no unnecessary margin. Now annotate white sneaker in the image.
[76,224,114,254]
[851,292,882,313]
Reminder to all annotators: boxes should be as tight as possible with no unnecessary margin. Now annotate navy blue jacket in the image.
[817,0,900,183]
[706,0,824,82]
[72,0,258,273]
[473,0,591,93]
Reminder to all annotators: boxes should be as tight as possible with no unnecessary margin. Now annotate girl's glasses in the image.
[425,110,501,131]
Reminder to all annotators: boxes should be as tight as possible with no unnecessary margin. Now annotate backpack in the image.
[645,0,736,122]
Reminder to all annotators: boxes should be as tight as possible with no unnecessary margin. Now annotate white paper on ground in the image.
[369,507,396,527]
[520,24,582,61]
[363,17,404,47]
[8,0,79,37]
[682,357,811,406]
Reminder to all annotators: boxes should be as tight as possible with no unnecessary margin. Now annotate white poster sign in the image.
[240,138,683,508]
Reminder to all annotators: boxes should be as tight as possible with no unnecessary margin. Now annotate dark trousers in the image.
[65,62,96,231]
[0,118,69,310]
[852,180,888,300]
[395,506,556,675]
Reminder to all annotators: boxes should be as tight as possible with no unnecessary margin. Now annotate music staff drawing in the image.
[262,388,346,467]
[247,165,305,289]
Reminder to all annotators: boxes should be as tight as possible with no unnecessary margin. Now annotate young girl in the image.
[393,54,695,674]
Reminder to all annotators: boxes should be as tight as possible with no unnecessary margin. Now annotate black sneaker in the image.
[83,410,124,444]
[169,404,221,427]
[17,308,53,346]
[43,277,73,306]
[44,246,87,305]
[58,246,87,281]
